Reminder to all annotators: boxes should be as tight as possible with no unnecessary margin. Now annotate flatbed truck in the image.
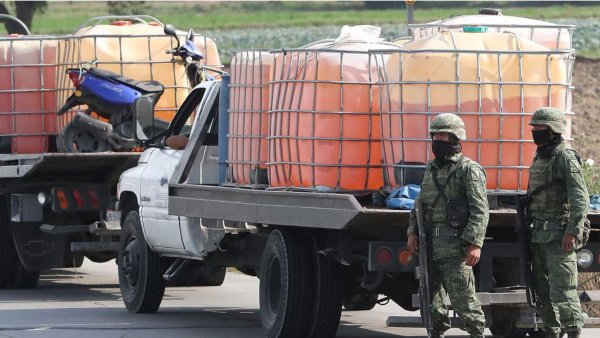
[117,78,600,338]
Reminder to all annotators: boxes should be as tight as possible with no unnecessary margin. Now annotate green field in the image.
[0,2,597,33]
[2,1,600,61]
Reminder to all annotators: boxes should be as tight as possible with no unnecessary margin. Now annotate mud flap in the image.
[10,222,66,270]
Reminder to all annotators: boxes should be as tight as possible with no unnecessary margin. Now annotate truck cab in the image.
[118,80,220,257]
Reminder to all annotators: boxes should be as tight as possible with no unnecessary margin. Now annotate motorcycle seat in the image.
[89,67,164,94]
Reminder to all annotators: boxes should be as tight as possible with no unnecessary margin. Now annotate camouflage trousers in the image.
[431,256,485,337]
[532,240,584,336]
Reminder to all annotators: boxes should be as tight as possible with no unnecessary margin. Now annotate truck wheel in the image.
[118,211,165,313]
[307,234,343,338]
[0,202,39,289]
[0,201,18,289]
[490,316,527,338]
[10,264,40,289]
[259,229,315,338]
[57,125,110,153]
[195,266,226,286]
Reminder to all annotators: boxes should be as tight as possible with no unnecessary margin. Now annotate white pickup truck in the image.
[117,81,228,299]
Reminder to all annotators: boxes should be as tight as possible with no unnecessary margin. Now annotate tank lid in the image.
[479,8,503,16]
[463,26,488,33]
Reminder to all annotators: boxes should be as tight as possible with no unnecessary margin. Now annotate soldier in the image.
[527,107,588,338]
[407,113,488,338]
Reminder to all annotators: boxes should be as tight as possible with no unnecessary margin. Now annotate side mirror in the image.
[133,97,155,141]
[163,24,177,38]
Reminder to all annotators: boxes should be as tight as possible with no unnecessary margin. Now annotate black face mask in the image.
[432,140,461,162]
[537,136,563,159]
[532,129,553,146]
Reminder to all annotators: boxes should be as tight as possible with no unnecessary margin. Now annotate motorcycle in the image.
[56,24,205,153]
[164,24,206,88]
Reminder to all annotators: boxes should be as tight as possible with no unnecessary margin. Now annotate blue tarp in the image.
[386,184,421,210]
[386,189,600,211]
[590,195,600,211]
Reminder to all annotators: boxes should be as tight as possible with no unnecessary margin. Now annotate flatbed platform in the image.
[0,152,140,183]
[169,184,600,238]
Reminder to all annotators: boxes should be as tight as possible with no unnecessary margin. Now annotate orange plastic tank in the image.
[268,34,401,192]
[380,31,574,192]
[0,36,58,154]
[228,50,274,186]
[56,21,220,131]
[411,14,573,50]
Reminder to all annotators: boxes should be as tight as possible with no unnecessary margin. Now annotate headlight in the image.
[577,249,594,269]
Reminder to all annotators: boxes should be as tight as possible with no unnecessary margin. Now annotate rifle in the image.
[516,194,537,308]
[414,198,436,335]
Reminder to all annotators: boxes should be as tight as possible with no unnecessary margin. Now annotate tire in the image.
[0,200,18,289]
[259,229,315,338]
[10,264,40,289]
[57,124,110,153]
[307,233,343,338]
[118,211,165,313]
[490,316,527,338]
[343,292,379,311]
[195,265,226,286]
[0,201,40,289]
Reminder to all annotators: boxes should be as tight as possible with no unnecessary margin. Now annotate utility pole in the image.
[406,0,415,35]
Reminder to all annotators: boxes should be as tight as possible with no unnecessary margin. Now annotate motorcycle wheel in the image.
[57,125,111,153]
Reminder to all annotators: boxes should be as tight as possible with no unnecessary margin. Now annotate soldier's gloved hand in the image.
[408,234,419,255]
[562,233,577,252]
[465,244,481,266]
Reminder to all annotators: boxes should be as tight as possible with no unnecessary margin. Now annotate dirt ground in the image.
[571,57,600,160]
[571,57,600,317]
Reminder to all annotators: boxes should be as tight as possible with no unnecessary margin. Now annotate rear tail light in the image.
[397,249,413,267]
[369,241,416,272]
[50,185,108,212]
[87,189,100,209]
[56,190,69,210]
[72,190,84,209]
[375,247,393,266]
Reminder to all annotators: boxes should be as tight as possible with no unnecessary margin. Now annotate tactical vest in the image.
[421,155,466,227]
[528,148,570,222]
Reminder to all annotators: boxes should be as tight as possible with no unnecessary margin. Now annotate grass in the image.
[2,2,600,34]
[583,160,600,195]
[2,2,600,59]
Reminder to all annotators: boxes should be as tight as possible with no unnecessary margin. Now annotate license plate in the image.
[106,210,121,224]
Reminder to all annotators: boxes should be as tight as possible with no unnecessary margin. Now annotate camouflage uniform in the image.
[528,107,589,338]
[407,113,489,337]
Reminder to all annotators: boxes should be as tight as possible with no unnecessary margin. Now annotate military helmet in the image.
[529,107,567,134]
[429,113,466,140]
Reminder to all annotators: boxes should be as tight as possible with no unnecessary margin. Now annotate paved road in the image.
[0,259,599,337]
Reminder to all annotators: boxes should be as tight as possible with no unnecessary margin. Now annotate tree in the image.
[0,1,47,34]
